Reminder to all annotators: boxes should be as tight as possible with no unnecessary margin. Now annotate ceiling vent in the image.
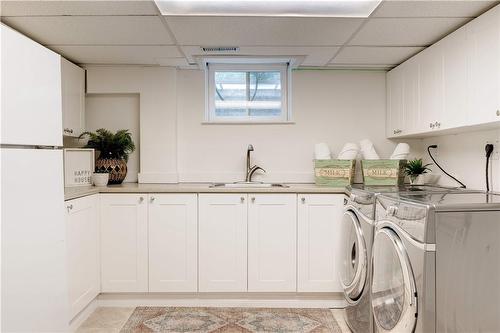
[201,46,240,53]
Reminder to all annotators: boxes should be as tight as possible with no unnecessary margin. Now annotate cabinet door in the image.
[65,194,99,319]
[419,45,444,132]
[248,194,297,292]
[442,26,468,129]
[466,5,500,125]
[386,67,405,137]
[61,58,85,137]
[298,194,344,292]
[149,194,198,292]
[0,23,62,146]
[199,194,247,292]
[100,194,148,292]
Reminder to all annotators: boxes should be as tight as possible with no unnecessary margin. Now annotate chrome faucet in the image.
[246,144,265,182]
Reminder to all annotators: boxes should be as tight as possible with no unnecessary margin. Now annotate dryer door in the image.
[371,227,417,333]
[339,210,367,302]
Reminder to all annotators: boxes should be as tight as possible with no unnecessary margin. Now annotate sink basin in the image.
[210,182,289,188]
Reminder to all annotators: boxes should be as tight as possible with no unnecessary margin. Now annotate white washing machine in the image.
[371,192,500,333]
[341,185,476,333]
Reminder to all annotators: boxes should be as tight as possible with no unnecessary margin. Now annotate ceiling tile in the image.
[50,45,181,64]
[1,16,173,45]
[180,45,340,66]
[373,0,499,18]
[330,46,424,65]
[166,16,364,46]
[0,0,159,16]
[350,17,470,46]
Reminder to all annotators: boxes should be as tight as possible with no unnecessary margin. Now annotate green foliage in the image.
[79,129,135,162]
[405,158,432,176]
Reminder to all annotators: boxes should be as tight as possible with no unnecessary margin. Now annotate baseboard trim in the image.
[95,292,347,309]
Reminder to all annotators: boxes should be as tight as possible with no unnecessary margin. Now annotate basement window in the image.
[205,61,291,123]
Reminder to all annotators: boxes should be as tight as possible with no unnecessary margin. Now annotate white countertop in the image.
[64,183,347,200]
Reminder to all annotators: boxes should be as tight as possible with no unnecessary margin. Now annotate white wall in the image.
[85,94,140,183]
[177,69,421,183]
[86,66,423,183]
[86,66,178,183]
[422,129,500,191]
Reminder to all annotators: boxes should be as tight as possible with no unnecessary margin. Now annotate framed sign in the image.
[64,148,95,187]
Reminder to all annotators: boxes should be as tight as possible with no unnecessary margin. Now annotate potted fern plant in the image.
[79,129,135,184]
[405,158,432,185]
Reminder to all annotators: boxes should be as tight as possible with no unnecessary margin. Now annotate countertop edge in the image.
[64,184,348,201]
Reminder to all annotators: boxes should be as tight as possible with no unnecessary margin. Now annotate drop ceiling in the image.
[1,0,499,69]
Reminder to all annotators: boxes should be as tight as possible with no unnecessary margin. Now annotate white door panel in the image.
[198,194,247,292]
[149,194,198,292]
[1,24,62,146]
[1,148,69,332]
[248,194,297,292]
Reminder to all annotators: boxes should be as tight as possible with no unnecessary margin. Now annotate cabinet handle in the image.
[251,197,255,203]
[67,204,73,211]
[496,110,499,116]
[301,197,306,203]
[240,197,245,203]
[139,197,144,203]
[150,197,155,203]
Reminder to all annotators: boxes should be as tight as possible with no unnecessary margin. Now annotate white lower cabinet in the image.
[297,194,344,292]
[198,194,248,292]
[248,194,297,292]
[149,194,198,292]
[65,194,99,319]
[100,194,148,292]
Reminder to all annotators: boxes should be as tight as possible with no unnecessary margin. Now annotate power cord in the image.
[485,144,494,192]
[427,145,466,188]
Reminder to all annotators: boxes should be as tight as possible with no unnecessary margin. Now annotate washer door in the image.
[339,210,367,302]
[371,227,417,333]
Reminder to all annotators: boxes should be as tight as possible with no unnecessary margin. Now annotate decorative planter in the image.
[409,174,425,185]
[92,172,109,187]
[95,158,127,184]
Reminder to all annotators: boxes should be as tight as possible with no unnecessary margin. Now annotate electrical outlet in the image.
[486,140,499,160]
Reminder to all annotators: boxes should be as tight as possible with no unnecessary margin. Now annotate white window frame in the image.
[205,62,292,124]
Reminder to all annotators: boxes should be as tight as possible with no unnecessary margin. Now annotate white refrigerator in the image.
[1,23,69,332]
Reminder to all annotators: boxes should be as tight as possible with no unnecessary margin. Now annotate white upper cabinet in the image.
[386,4,500,138]
[61,58,85,137]
[1,24,62,146]
[386,67,405,137]
[386,58,420,137]
[198,194,248,292]
[100,194,148,292]
[65,195,99,319]
[466,5,500,125]
[418,44,444,132]
[148,194,198,292]
[297,194,344,293]
[248,194,297,292]
[442,26,468,130]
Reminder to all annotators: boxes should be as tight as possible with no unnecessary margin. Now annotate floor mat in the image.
[120,307,343,333]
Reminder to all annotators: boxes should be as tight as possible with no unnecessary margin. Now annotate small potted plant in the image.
[405,158,432,185]
[79,129,135,184]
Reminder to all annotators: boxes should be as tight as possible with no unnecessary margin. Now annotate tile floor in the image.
[76,307,351,333]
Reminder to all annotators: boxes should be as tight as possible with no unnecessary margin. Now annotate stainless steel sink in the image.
[210,182,289,188]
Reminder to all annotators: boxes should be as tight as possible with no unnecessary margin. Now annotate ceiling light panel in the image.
[154,0,382,18]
